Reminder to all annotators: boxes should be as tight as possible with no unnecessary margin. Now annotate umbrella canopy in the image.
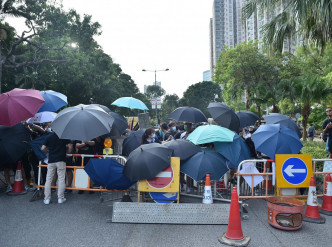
[0,88,45,127]
[263,113,302,138]
[0,123,31,167]
[162,139,201,161]
[236,110,260,129]
[180,149,228,181]
[108,111,128,137]
[168,106,208,123]
[123,143,173,181]
[122,129,145,156]
[38,90,67,112]
[111,97,148,110]
[28,132,52,161]
[27,111,57,124]
[187,124,235,145]
[91,104,111,113]
[251,124,303,160]
[214,134,251,169]
[51,104,114,141]
[207,102,240,132]
[85,158,135,189]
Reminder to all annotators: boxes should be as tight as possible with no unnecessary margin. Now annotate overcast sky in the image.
[9,0,214,98]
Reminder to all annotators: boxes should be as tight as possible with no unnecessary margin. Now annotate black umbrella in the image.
[51,104,114,141]
[162,139,201,161]
[236,110,260,129]
[180,149,228,181]
[207,102,240,132]
[102,111,128,137]
[91,104,111,113]
[122,129,145,156]
[0,123,31,167]
[123,143,173,181]
[263,113,302,138]
[168,106,208,123]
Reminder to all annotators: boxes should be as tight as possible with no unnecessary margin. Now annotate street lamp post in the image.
[142,68,169,123]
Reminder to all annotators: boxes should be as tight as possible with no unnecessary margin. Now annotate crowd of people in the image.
[1,107,332,203]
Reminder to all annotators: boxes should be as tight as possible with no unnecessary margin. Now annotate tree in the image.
[215,41,279,115]
[181,81,221,117]
[160,94,179,122]
[144,85,165,101]
[2,0,146,118]
[292,77,332,140]
[0,0,68,93]
[242,0,332,53]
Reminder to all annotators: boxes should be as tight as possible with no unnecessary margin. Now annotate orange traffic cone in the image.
[218,187,250,246]
[203,174,213,204]
[303,176,325,223]
[320,174,332,216]
[8,162,27,195]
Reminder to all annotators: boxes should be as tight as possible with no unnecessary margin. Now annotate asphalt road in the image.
[0,190,331,247]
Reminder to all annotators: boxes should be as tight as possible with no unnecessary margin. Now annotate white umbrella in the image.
[27,111,57,124]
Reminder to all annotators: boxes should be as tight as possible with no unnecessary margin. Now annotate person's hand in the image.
[167,135,173,141]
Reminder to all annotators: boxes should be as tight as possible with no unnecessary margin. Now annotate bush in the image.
[301,141,328,171]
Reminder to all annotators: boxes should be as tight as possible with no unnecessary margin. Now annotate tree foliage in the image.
[215,41,279,117]
[242,0,332,53]
[2,0,146,118]
[181,81,221,117]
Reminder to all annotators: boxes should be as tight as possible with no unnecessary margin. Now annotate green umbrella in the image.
[187,125,235,145]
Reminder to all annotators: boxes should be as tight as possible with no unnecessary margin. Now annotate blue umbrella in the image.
[28,133,52,161]
[251,124,303,160]
[263,113,302,138]
[181,149,228,181]
[111,97,148,110]
[38,90,68,112]
[215,134,251,168]
[85,158,135,190]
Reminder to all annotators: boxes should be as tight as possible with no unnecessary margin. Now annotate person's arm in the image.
[86,140,95,146]
[41,145,48,153]
[29,123,46,134]
[323,121,332,133]
[67,143,73,154]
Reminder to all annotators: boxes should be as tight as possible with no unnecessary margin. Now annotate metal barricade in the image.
[236,159,274,199]
[236,158,332,200]
[30,154,130,202]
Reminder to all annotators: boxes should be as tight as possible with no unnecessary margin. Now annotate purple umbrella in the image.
[0,88,45,126]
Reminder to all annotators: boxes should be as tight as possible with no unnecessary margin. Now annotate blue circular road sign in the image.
[149,192,177,203]
[282,157,308,185]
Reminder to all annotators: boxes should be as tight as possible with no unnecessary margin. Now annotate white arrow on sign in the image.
[284,165,306,177]
[163,193,177,198]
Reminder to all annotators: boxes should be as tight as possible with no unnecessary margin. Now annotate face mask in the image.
[184,125,188,131]
[172,127,176,131]
[152,133,156,138]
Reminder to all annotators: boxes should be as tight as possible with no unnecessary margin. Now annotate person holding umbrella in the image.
[41,133,73,204]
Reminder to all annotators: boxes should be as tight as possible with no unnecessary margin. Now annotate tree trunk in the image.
[271,103,279,113]
[301,104,311,141]
[257,104,261,120]
[245,88,251,110]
